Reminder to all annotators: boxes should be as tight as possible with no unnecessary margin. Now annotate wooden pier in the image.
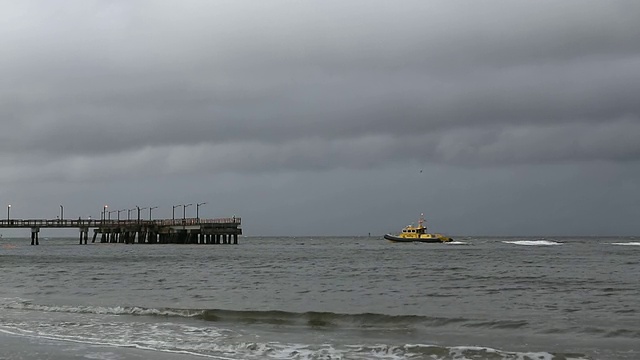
[0,217,242,245]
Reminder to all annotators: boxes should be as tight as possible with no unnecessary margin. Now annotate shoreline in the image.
[0,330,212,360]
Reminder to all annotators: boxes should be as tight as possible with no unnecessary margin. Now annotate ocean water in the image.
[0,236,638,360]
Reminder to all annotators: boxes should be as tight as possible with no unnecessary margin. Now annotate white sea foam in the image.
[611,242,640,246]
[80,352,120,360]
[448,345,566,360]
[503,240,562,246]
[0,323,232,359]
[1,301,203,318]
[0,327,26,337]
[2,323,594,360]
[446,241,468,245]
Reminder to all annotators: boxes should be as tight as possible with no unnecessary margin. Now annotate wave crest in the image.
[503,240,562,246]
[2,299,469,329]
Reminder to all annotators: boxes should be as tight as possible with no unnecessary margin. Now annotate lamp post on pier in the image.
[128,208,135,221]
[60,205,64,221]
[117,209,125,221]
[7,204,11,221]
[102,205,108,221]
[108,210,116,221]
[136,206,147,222]
[182,203,192,221]
[172,205,180,220]
[149,206,158,220]
[196,202,207,221]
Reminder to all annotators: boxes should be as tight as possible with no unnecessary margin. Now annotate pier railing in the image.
[0,217,241,229]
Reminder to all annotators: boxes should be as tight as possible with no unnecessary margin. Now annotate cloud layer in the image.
[1,1,639,235]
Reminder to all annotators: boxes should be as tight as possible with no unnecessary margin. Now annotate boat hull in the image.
[384,234,452,243]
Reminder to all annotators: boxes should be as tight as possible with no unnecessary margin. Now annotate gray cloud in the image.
[1,1,640,235]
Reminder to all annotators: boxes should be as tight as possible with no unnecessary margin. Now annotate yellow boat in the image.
[384,214,453,243]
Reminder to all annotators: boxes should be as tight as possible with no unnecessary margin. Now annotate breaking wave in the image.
[1,299,468,329]
[0,299,595,360]
[503,240,562,246]
[0,325,588,360]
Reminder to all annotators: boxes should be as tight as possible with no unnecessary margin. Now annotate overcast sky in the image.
[1,1,639,237]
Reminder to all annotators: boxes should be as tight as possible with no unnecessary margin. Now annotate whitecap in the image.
[1,302,203,318]
[449,345,557,360]
[611,242,640,246]
[503,240,562,246]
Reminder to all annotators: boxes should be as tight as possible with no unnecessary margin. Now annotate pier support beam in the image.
[79,228,88,244]
[30,227,40,245]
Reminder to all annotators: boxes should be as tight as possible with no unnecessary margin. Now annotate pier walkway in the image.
[0,217,242,245]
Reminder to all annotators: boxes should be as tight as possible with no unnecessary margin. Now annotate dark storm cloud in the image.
[1,0,640,181]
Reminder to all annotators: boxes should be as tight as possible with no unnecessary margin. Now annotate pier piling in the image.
[30,228,39,245]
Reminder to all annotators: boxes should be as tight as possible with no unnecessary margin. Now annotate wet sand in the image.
[0,332,210,360]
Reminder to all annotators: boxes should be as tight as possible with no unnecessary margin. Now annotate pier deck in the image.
[0,217,242,245]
